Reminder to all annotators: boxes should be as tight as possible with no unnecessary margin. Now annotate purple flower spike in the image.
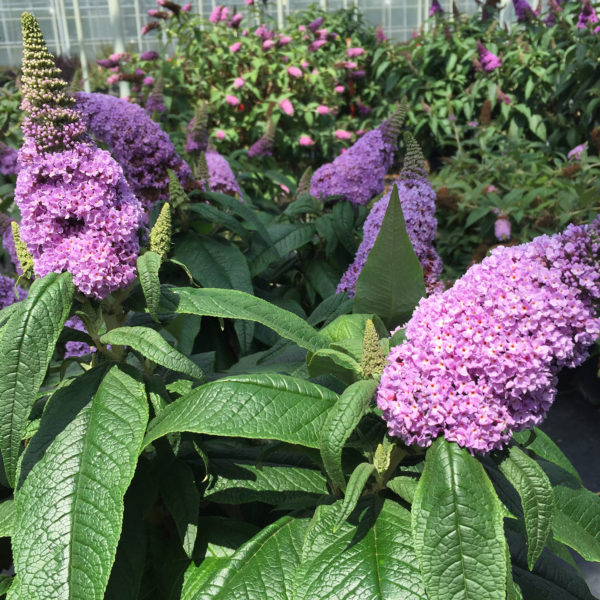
[512,0,538,21]
[577,0,599,29]
[429,0,444,16]
[476,40,501,71]
[337,133,442,298]
[377,217,600,453]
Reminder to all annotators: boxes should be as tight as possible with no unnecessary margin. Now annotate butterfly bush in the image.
[0,144,19,176]
[0,274,26,309]
[337,135,442,297]
[15,14,145,300]
[75,92,191,212]
[377,218,600,453]
[201,150,242,197]
[310,106,406,205]
[476,40,501,72]
[64,315,94,358]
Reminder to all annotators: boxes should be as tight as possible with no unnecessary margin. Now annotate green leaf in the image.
[137,251,162,322]
[333,462,375,532]
[306,348,360,384]
[498,446,554,570]
[0,272,74,487]
[386,475,418,504]
[292,499,427,599]
[307,293,352,327]
[320,313,388,344]
[205,458,328,506]
[541,462,600,562]
[166,287,325,352]
[100,326,204,380]
[320,379,378,491]
[353,185,425,330]
[412,438,507,600]
[189,204,250,241]
[144,373,337,450]
[513,428,581,483]
[172,234,254,353]
[0,499,13,538]
[9,366,148,600]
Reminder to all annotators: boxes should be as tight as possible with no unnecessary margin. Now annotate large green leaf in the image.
[0,272,74,486]
[189,204,250,241]
[292,499,427,600]
[320,379,378,491]
[9,366,148,600]
[165,287,325,352]
[204,458,328,506]
[498,446,554,570]
[100,326,204,380]
[353,185,425,330]
[185,499,427,599]
[541,461,600,562]
[412,438,507,600]
[144,373,337,450]
[0,499,13,538]
[172,234,254,353]
[137,251,162,322]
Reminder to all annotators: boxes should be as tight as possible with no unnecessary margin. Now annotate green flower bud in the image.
[149,202,172,260]
[11,221,34,280]
[360,319,387,379]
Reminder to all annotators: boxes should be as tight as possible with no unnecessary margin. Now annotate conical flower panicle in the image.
[194,151,210,189]
[248,119,276,158]
[168,168,190,209]
[401,132,427,180]
[297,166,313,197]
[379,101,407,147]
[20,12,86,151]
[186,102,209,153]
[149,202,172,260]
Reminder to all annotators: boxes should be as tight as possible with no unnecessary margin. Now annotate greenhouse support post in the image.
[107,0,130,98]
[72,0,91,93]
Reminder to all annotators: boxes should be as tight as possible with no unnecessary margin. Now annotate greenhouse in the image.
[0,0,598,599]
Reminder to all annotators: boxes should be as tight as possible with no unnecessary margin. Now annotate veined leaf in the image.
[0,272,74,487]
[320,379,378,491]
[306,348,360,384]
[144,373,337,450]
[0,499,13,538]
[137,251,162,322]
[498,446,554,570]
[9,366,148,600]
[353,185,426,330]
[165,287,325,352]
[412,438,507,600]
[100,326,204,380]
[333,463,375,532]
[387,475,418,504]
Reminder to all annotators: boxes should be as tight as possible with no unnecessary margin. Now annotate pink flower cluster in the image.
[200,150,242,197]
[476,40,501,72]
[378,218,600,453]
[577,0,600,31]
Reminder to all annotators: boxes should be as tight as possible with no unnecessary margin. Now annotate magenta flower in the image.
[308,40,326,52]
[577,0,599,29]
[316,105,330,115]
[229,41,242,53]
[226,94,240,106]
[512,0,538,21]
[262,39,275,50]
[376,25,388,43]
[335,129,351,140]
[148,9,169,18]
[140,50,159,60]
[568,142,588,160]
[497,86,512,104]
[476,40,501,71]
[347,47,364,57]
[216,129,226,141]
[245,0,254,5]
[209,5,223,22]
[299,135,314,146]
[229,13,243,28]
[494,214,511,241]
[378,218,600,453]
[107,74,119,85]
[233,77,245,89]
[287,66,302,77]
[278,35,292,45]
[429,0,443,15]
[298,25,307,32]
[342,60,357,69]
[143,76,155,86]
[301,60,309,68]
[141,21,161,35]
[334,85,345,93]
[308,16,324,32]
[182,3,192,11]
[279,98,294,116]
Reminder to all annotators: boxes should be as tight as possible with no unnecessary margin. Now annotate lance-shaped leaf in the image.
[333,462,375,532]
[100,326,204,380]
[412,438,507,600]
[0,499,13,538]
[8,366,148,600]
[353,185,426,330]
[498,446,554,570]
[144,373,337,450]
[165,287,325,352]
[137,251,162,322]
[0,272,74,486]
[320,379,378,491]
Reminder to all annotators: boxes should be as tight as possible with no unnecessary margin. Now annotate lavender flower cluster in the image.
[202,150,242,196]
[15,14,145,300]
[337,136,442,296]
[0,274,26,309]
[378,219,600,453]
[0,144,19,176]
[310,107,406,205]
[64,315,94,358]
[75,92,191,212]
